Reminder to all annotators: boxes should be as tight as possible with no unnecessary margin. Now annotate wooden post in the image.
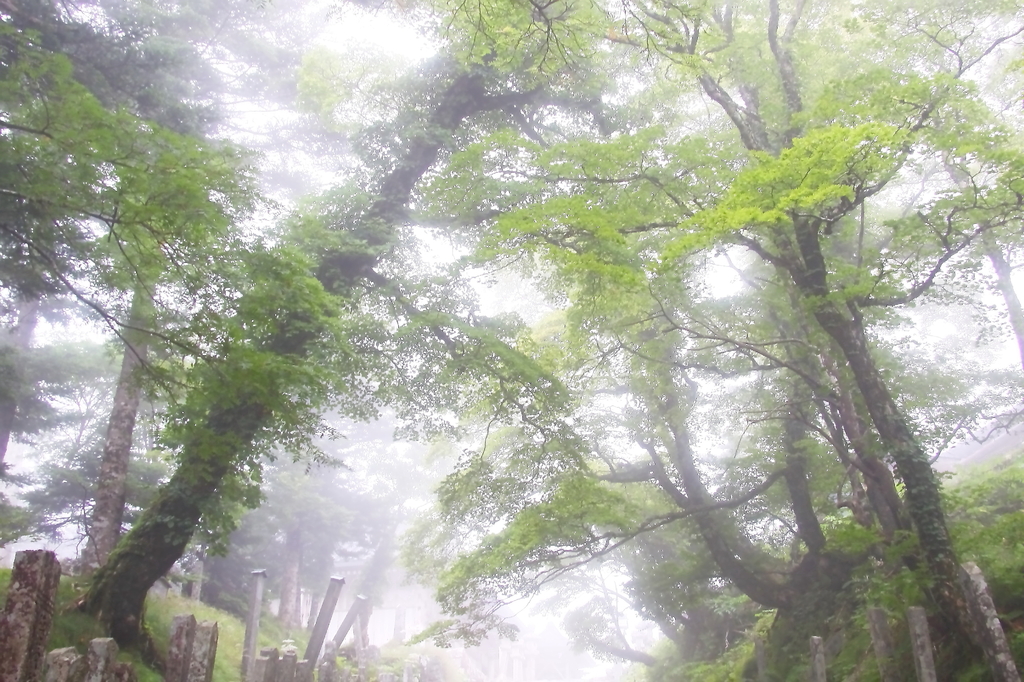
[241,570,267,682]
[303,576,345,664]
[866,607,898,682]
[332,595,370,647]
[959,562,1021,682]
[0,550,62,682]
[907,607,937,682]
[809,636,826,682]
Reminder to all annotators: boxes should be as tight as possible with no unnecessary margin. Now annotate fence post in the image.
[907,607,937,682]
[304,576,345,664]
[241,570,267,682]
[959,562,1021,682]
[0,550,62,682]
[866,607,898,682]
[188,621,219,682]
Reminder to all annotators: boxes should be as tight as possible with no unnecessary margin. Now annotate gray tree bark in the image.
[82,290,151,573]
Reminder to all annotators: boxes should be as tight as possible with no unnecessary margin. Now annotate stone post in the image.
[278,652,297,682]
[84,639,119,682]
[294,660,314,682]
[0,550,62,682]
[241,570,267,682]
[907,607,937,682]
[866,607,898,682]
[303,576,345,664]
[317,642,337,682]
[43,649,84,682]
[251,648,278,682]
[753,637,766,682]
[809,636,826,682]
[332,595,370,648]
[166,615,197,682]
[188,622,219,682]
[959,562,1021,682]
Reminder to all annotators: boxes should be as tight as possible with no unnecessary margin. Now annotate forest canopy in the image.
[3,0,1024,679]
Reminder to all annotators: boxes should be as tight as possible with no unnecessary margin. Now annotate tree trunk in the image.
[0,297,39,468]
[82,399,266,646]
[788,216,967,630]
[79,68,537,648]
[82,290,151,573]
[781,413,826,555]
[985,242,1024,375]
[277,527,302,629]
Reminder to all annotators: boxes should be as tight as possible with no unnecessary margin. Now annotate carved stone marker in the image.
[866,607,898,682]
[84,639,119,682]
[809,636,826,682]
[0,550,63,682]
[241,570,267,682]
[316,642,337,682]
[166,615,197,682]
[959,562,1021,682]
[43,649,85,682]
[188,622,219,682]
[251,647,278,682]
[907,607,937,682]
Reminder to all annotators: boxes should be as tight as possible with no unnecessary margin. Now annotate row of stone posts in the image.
[242,572,374,682]
[796,562,1021,682]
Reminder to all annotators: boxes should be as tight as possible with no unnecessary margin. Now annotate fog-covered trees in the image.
[4,0,1024,677]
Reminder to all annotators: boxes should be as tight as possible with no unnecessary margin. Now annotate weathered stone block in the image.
[43,648,85,682]
[0,550,62,682]
[166,615,197,682]
[187,621,218,682]
[84,638,119,682]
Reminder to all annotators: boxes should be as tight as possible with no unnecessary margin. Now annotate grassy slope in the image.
[0,570,310,682]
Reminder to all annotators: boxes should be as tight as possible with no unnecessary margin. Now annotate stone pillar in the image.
[809,636,826,682]
[84,639,119,682]
[866,607,898,682]
[43,649,84,682]
[303,576,344,664]
[251,648,278,682]
[907,607,937,682]
[166,615,197,682]
[0,550,62,682]
[332,595,369,648]
[294,660,313,682]
[241,570,267,682]
[278,652,297,682]
[959,562,1021,682]
[188,622,219,682]
[317,642,337,682]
